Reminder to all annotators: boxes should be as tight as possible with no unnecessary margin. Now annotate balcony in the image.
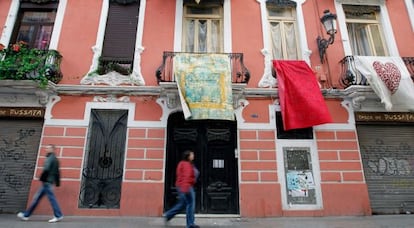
[340,56,414,88]
[0,42,63,88]
[155,52,250,84]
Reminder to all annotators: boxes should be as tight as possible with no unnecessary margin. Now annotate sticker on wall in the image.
[286,171,315,197]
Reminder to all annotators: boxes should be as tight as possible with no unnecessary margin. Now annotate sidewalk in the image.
[1,214,414,228]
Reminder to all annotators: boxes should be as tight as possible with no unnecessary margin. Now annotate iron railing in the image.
[155,52,250,84]
[339,56,414,88]
[0,48,63,84]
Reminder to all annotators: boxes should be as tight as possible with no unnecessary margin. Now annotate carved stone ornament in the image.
[351,96,366,110]
[93,95,130,103]
[258,49,277,88]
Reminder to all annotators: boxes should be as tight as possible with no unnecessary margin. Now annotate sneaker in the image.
[190,225,200,228]
[48,216,63,223]
[17,212,29,221]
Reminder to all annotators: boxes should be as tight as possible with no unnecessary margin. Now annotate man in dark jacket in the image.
[17,144,63,223]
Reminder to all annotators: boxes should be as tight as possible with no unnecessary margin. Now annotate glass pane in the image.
[16,25,35,44]
[369,24,386,56]
[284,22,298,59]
[22,11,56,23]
[15,11,56,49]
[347,23,372,56]
[198,20,207,52]
[185,20,195,52]
[34,25,53,50]
[268,7,293,18]
[210,20,220,52]
[270,22,282,59]
[187,6,219,15]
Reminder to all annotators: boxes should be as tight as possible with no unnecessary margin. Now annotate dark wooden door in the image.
[164,112,239,214]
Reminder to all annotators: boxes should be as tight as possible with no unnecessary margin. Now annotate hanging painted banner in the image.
[174,53,234,120]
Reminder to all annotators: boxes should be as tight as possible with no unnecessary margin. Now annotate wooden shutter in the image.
[101,1,140,62]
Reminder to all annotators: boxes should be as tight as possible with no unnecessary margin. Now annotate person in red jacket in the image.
[164,150,199,228]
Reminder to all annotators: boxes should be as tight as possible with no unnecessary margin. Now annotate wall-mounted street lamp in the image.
[317,9,337,63]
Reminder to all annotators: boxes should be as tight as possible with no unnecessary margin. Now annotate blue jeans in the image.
[165,187,195,228]
[24,183,63,218]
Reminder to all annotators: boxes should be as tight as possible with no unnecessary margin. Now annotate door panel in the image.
[164,112,239,214]
[79,109,128,209]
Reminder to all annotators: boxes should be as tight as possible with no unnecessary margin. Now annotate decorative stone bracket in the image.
[0,80,56,107]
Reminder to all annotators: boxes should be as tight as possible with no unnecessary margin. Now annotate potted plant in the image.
[0,41,63,88]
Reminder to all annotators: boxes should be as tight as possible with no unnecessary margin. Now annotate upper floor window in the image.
[182,2,223,53]
[11,1,58,50]
[267,5,299,60]
[344,5,388,56]
[99,0,140,75]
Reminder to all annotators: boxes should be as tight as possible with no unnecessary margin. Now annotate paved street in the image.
[1,214,414,228]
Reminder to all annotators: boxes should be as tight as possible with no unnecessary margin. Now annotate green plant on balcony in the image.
[0,41,63,88]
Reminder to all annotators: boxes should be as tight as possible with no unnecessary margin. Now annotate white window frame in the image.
[81,0,146,86]
[335,0,399,56]
[405,0,414,31]
[277,139,323,210]
[257,0,310,88]
[345,8,388,56]
[0,0,67,50]
[267,6,300,60]
[174,0,231,52]
[182,4,224,52]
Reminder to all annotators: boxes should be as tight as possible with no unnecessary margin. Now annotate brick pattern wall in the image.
[239,130,278,183]
[316,130,364,183]
[38,126,87,180]
[125,128,165,182]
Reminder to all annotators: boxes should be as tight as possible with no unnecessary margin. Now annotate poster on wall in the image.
[286,171,315,197]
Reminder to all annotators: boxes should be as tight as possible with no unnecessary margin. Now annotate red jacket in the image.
[175,161,195,193]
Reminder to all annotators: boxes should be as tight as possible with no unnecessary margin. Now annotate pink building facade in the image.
[0,0,413,217]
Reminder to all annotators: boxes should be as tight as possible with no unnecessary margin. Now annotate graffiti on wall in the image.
[0,128,37,192]
[367,157,412,176]
[361,139,413,176]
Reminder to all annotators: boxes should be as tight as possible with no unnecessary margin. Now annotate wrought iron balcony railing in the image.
[156,52,250,84]
[339,56,414,88]
[0,43,63,86]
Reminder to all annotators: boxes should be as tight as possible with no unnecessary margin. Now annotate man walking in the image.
[17,144,63,223]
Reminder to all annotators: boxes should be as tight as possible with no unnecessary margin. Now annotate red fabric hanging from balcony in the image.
[273,60,332,130]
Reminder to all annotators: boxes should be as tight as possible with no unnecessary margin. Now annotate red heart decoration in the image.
[372,61,401,94]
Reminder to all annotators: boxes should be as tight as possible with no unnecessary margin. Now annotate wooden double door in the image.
[164,112,239,214]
